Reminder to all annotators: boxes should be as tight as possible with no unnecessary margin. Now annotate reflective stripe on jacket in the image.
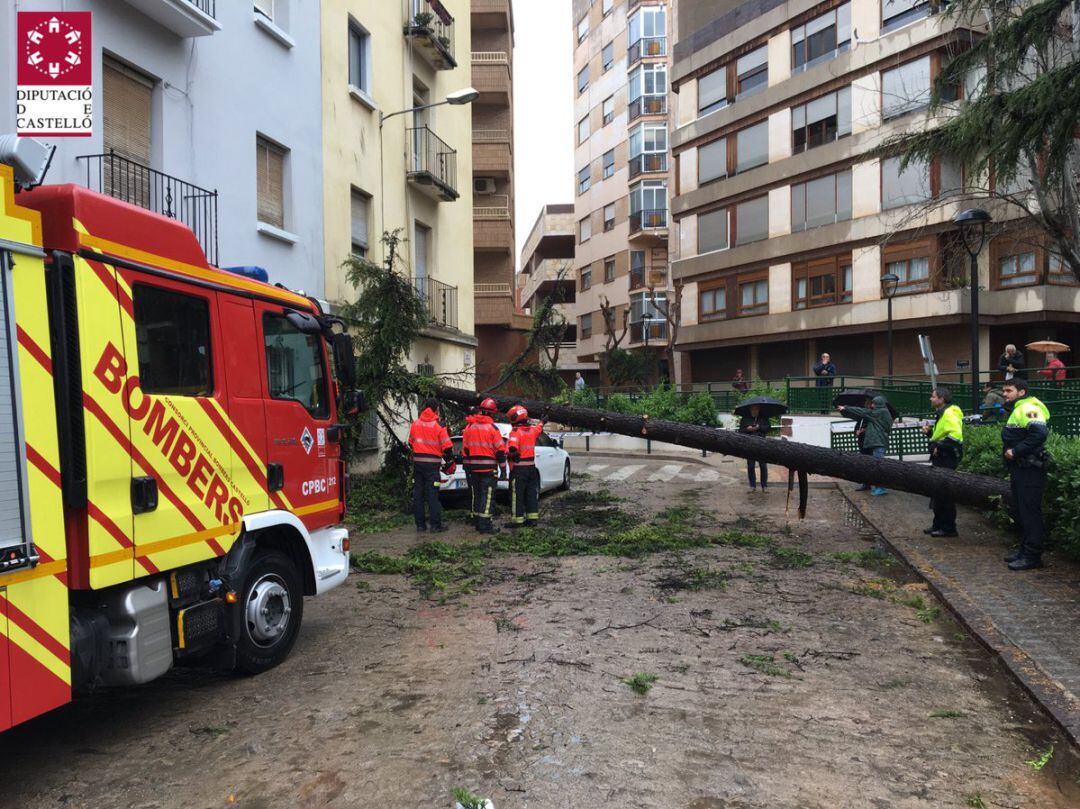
[508,423,544,466]
[463,415,506,472]
[929,405,964,445]
[409,408,452,465]
[1002,396,1050,464]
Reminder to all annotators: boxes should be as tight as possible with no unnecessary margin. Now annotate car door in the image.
[534,431,559,491]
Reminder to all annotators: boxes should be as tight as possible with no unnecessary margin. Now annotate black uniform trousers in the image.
[930,449,959,532]
[465,469,477,518]
[412,463,443,529]
[1009,465,1048,557]
[510,465,540,524]
[470,470,497,531]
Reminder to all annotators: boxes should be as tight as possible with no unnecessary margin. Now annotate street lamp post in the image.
[881,272,900,377]
[953,208,993,413]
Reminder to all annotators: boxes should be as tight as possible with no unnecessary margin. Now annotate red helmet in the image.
[480,397,498,413]
[508,405,529,424]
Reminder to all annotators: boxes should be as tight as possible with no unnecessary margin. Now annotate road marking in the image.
[647,464,685,482]
[606,464,646,481]
[690,468,721,482]
[585,464,609,473]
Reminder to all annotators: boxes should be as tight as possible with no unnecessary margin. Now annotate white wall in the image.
[0,0,325,296]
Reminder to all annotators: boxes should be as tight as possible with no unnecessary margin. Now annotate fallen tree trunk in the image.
[433,384,1011,510]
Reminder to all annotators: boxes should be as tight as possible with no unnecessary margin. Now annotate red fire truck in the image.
[0,153,358,731]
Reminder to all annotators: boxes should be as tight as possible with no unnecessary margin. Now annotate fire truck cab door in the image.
[256,304,339,529]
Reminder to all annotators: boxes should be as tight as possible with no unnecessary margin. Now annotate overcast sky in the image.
[512,0,574,267]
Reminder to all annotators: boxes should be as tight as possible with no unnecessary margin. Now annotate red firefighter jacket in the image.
[408,408,453,466]
[462,415,506,474]
[508,422,545,467]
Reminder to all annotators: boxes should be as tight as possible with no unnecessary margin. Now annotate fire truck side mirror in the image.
[332,332,357,389]
[345,389,367,417]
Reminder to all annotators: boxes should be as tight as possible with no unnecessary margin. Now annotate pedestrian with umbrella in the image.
[1027,339,1070,387]
[735,396,786,492]
[837,394,895,496]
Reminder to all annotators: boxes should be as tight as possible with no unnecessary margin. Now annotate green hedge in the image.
[960,426,1080,561]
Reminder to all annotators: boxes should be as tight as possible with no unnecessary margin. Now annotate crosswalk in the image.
[583,460,723,483]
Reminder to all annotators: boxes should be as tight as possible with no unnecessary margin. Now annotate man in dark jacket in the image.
[813,353,837,387]
[1001,379,1050,570]
[838,395,893,496]
[997,345,1027,381]
[738,404,771,491]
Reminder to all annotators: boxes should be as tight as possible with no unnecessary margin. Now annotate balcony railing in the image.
[188,0,215,15]
[628,95,667,122]
[629,152,668,179]
[476,282,512,296]
[630,320,669,344]
[413,276,459,329]
[473,129,510,143]
[629,209,668,234]
[408,127,459,201]
[405,0,456,69]
[628,36,667,65]
[76,151,218,265]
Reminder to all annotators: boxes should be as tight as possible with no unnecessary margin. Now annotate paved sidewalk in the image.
[845,485,1080,745]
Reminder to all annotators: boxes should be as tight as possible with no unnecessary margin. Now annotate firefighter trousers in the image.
[510,466,540,525]
[1009,465,1048,557]
[471,471,497,531]
[465,469,477,518]
[412,463,443,529]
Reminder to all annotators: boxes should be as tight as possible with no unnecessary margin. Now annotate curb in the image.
[840,488,1080,748]
[568,450,716,468]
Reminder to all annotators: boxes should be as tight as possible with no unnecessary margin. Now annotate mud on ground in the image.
[2,461,1079,809]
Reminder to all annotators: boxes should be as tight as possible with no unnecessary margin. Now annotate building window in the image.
[791,170,852,231]
[698,137,727,184]
[603,204,616,232]
[602,0,614,16]
[998,251,1038,288]
[133,284,212,396]
[630,180,667,230]
[736,46,768,99]
[882,0,931,31]
[884,254,931,295]
[602,41,614,72]
[629,122,668,177]
[698,207,730,254]
[580,312,593,339]
[792,3,851,74]
[882,57,931,120]
[264,313,329,419]
[1048,251,1078,285]
[881,156,930,209]
[628,6,667,61]
[735,120,768,173]
[698,66,728,117]
[578,65,589,95]
[792,87,851,154]
[254,0,275,21]
[578,165,591,195]
[630,250,646,288]
[579,216,592,243]
[699,284,727,320]
[350,188,370,257]
[602,149,615,179]
[577,13,589,43]
[580,266,592,291]
[629,63,667,119]
[793,255,853,309]
[256,136,286,229]
[103,58,153,166]
[737,274,769,316]
[578,115,590,144]
[604,257,616,282]
[734,196,768,246]
[348,21,371,93]
[630,291,668,342]
[602,95,615,125]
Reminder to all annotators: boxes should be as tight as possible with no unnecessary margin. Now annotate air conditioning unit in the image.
[474,177,496,195]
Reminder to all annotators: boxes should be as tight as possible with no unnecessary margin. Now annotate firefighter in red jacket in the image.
[507,405,544,528]
[462,398,506,534]
[462,408,481,525]
[408,399,454,532]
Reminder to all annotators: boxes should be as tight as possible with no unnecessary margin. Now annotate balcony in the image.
[414,276,459,330]
[628,36,667,66]
[474,196,513,252]
[76,151,218,265]
[629,209,668,236]
[407,127,459,202]
[475,283,517,326]
[121,0,219,37]
[472,52,511,105]
[629,152,668,179]
[405,0,457,70]
[628,95,667,123]
[471,0,512,30]
[630,320,669,344]
[473,129,512,174]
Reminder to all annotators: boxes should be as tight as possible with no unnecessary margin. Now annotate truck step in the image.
[169,568,206,605]
[176,599,225,653]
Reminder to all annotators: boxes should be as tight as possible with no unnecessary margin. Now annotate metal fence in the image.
[189,0,216,17]
[413,276,458,330]
[407,126,458,199]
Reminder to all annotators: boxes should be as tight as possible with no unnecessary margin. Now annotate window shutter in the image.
[257,137,285,229]
[351,191,369,250]
[102,59,152,164]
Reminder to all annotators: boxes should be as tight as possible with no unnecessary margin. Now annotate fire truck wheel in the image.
[234,550,305,675]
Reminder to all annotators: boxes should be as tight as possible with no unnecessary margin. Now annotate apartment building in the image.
[321,0,477,408]
[519,203,599,382]
[572,0,674,379]
[471,0,531,391]
[0,0,325,295]
[669,0,1080,383]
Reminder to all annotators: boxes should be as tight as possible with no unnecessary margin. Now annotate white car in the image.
[440,423,572,497]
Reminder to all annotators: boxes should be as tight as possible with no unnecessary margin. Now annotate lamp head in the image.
[953,207,992,256]
[446,87,479,105]
[953,208,992,227]
[881,272,900,299]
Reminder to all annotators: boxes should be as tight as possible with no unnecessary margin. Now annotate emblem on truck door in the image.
[301,427,314,455]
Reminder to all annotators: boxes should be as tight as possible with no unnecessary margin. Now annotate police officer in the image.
[408,398,453,533]
[921,386,964,537]
[1001,379,1051,570]
[462,398,506,534]
[506,405,544,528]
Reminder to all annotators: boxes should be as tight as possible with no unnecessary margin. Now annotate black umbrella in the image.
[734,396,788,419]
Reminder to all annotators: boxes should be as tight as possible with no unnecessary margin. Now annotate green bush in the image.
[739,382,788,405]
[636,383,681,420]
[605,393,636,413]
[958,425,1006,478]
[677,391,719,426]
